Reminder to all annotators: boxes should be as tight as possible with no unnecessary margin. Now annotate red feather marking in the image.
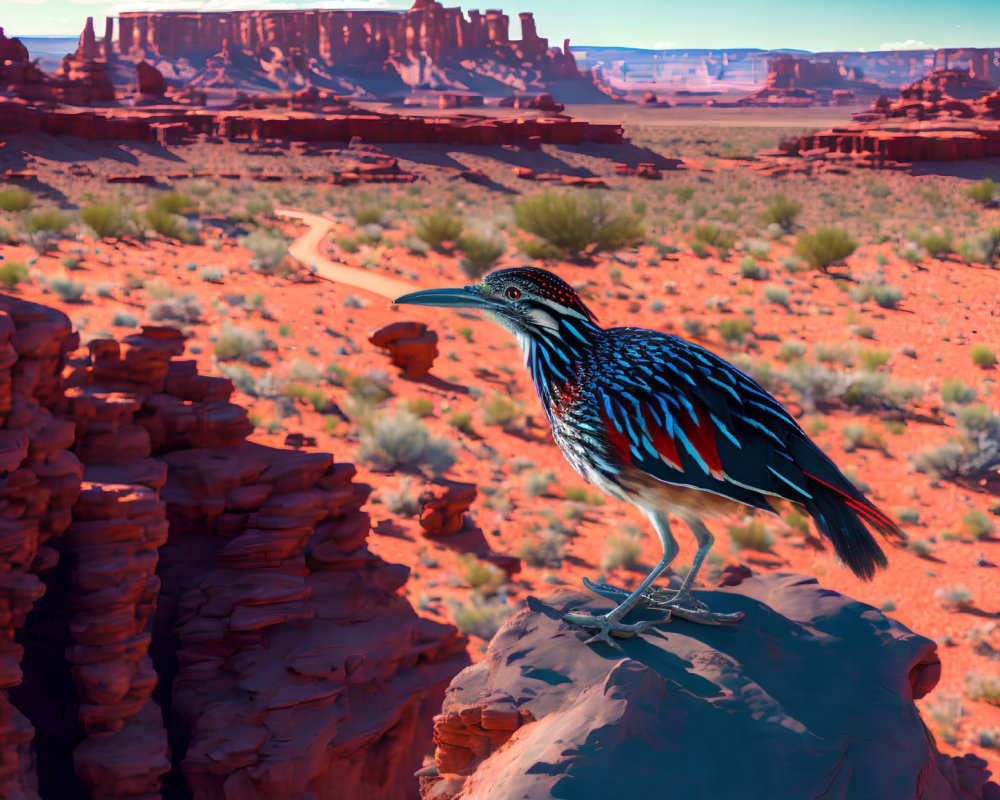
[640,405,684,472]
[597,403,633,466]
[802,470,899,534]
[679,402,726,480]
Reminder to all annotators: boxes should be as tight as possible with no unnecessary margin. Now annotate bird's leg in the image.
[563,510,677,647]
[655,518,743,625]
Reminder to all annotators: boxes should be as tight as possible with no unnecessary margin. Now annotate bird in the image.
[395,266,904,647]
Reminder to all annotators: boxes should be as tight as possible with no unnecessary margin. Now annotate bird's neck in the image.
[521,317,600,413]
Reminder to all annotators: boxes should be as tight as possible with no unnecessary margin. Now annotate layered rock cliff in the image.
[0,295,467,799]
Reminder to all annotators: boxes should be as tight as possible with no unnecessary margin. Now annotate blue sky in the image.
[6,0,1000,51]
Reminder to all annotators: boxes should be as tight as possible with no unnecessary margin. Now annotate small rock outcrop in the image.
[421,570,999,800]
[370,321,439,380]
[419,482,477,537]
[0,295,468,799]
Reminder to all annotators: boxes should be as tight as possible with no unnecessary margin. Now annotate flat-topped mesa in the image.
[108,1,577,73]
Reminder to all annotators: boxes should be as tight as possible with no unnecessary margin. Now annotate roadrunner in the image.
[395,267,903,646]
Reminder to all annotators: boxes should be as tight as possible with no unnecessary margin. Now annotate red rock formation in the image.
[0,27,30,64]
[0,297,82,800]
[421,571,1000,800]
[77,17,101,61]
[766,55,844,89]
[135,61,166,96]
[369,321,439,379]
[111,3,572,69]
[0,299,468,798]
[786,62,1000,164]
[419,482,477,537]
[0,28,54,103]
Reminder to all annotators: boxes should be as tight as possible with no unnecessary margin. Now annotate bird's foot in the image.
[656,590,744,625]
[581,576,682,610]
[562,610,671,649]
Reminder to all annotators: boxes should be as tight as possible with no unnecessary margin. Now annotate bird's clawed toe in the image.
[562,610,672,648]
[659,591,744,625]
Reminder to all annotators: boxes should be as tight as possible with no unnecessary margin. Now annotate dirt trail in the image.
[276,208,419,299]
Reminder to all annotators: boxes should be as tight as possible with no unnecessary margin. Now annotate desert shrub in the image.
[344,371,393,419]
[739,255,767,280]
[727,518,775,552]
[971,345,997,367]
[214,324,266,360]
[354,204,387,225]
[481,394,521,430]
[81,201,130,239]
[794,228,856,272]
[383,477,421,517]
[895,507,921,525]
[457,554,507,594]
[447,593,512,640]
[0,260,29,289]
[47,277,86,302]
[358,410,455,474]
[240,229,290,274]
[682,317,705,338]
[926,693,967,745]
[959,227,1000,266]
[865,182,890,199]
[145,205,186,241]
[940,379,977,405]
[217,363,259,396]
[155,192,196,214]
[913,402,1000,482]
[921,229,953,257]
[523,469,556,497]
[414,211,463,251]
[199,266,225,283]
[872,284,903,309]
[717,316,754,346]
[962,510,995,539]
[692,223,737,255]
[149,296,202,324]
[518,238,564,260]
[406,396,435,417]
[936,584,974,612]
[966,672,1000,706]
[777,341,806,362]
[859,348,891,371]
[898,241,925,265]
[111,311,139,328]
[0,187,33,212]
[25,209,69,235]
[448,411,474,434]
[457,232,505,278]
[965,178,998,205]
[761,194,802,232]
[287,358,322,383]
[600,526,643,571]
[514,190,644,256]
[763,283,790,307]
[517,525,568,568]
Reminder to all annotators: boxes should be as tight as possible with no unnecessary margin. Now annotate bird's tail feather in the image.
[800,468,904,581]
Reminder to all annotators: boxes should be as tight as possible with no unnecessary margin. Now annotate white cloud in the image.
[8,0,47,5]
[653,40,677,50]
[879,39,933,51]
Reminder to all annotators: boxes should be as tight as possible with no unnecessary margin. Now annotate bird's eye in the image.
[505,286,521,300]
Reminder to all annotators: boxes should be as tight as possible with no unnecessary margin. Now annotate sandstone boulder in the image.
[419,482,477,537]
[369,321,439,380]
[421,570,999,800]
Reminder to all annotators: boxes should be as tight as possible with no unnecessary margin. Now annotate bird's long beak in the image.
[394,285,497,311]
